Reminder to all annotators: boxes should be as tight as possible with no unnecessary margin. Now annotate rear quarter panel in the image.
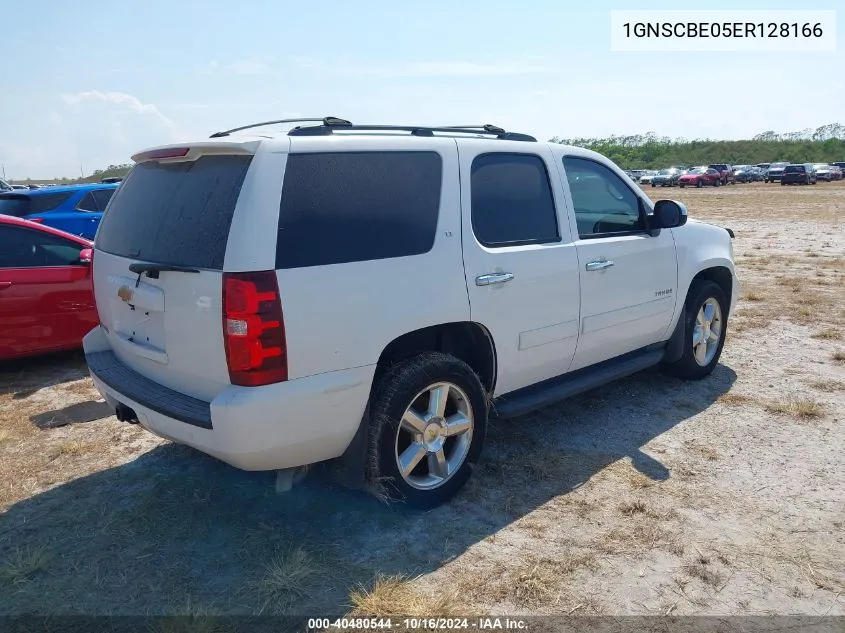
[233,136,471,380]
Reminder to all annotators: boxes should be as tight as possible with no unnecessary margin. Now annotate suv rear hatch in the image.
[93,144,256,401]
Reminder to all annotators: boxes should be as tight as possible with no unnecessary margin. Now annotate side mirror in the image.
[652,200,688,229]
[78,248,93,265]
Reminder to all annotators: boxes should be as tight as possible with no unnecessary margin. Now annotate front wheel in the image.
[662,280,728,380]
[366,352,487,509]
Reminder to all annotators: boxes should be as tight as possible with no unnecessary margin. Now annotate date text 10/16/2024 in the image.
[307,617,529,630]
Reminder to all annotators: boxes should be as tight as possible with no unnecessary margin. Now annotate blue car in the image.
[0,183,119,239]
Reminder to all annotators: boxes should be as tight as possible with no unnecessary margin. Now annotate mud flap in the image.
[663,307,687,363]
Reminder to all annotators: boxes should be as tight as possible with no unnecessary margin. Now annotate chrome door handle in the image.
[475,272,514,286]
[585,259,614,271]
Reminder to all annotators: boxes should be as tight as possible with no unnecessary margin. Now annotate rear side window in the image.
[276,152,442,269]
[96,155,253,269]
[470,153,560,247]
[0,192,73,217]
[76,192,99,212]
[92,188,115,210]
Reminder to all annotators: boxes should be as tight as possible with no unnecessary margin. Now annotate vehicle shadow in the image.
[0,363,736,616]
[0,350,88,399]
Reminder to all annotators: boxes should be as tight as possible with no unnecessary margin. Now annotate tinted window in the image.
[276,152,442,269]
[96,155,252,270]
[563,156,645,238]
[92,188,115,210]
[76,192,99,212]
[784,165,804,173]
[0,192,73,217]
[471,153,559,247]
[0,225,85,268]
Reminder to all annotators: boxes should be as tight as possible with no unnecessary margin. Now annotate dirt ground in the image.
[0,181,843,618]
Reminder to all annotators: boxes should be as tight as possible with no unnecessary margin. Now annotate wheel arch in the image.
[374,321,497,393]
[330,321,497,487]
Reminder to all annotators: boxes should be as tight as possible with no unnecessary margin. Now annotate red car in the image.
[678,167,722,188]
[0,215,97,360]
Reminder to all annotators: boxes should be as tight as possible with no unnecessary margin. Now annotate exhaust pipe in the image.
[115,403,139,424]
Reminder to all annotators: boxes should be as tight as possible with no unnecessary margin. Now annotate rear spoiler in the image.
[131,141,260,164]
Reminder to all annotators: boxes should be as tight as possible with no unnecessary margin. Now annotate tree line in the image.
[550,123,845,169]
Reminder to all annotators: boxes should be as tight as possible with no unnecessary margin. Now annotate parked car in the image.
[831,161,845,172]
[781,164,817,185]
[0,216,96,360]
[678,167,722,188]
[812,164,835,182]
[651,167,685,187]
[765,162,789,183]
[733,165,756,183]
[101,177,124,184]
[708,164,734,185]
[638,170,659,185]
[755,163,771,171]
[82,119,738,508]
[10,184,28,190]
[830,165,843,181]
[0,182,118,239]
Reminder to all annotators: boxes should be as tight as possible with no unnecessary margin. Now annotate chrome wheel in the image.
[692,298,723,366]
[395,382,474,490]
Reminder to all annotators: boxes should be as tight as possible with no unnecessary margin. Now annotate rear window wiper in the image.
[128,262,200,279]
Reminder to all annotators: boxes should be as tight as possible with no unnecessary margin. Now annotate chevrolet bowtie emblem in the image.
[117,285,135,303]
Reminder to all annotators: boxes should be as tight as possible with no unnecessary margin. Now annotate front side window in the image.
[563,156,645,238]
[0,226,85,268]
[470,153,559,247]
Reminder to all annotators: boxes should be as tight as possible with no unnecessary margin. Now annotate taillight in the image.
[222,271,287,386]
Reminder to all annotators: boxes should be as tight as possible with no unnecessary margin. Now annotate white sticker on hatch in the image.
[196,296,212,311]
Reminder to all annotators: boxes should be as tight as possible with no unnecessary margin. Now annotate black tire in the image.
[651,183,657,188]
[661,280,728,381]
[696,179,703,188]
[715,179,722,187]
[366,352,487,509]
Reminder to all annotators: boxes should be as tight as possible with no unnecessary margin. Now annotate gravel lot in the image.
[0,181,843,617]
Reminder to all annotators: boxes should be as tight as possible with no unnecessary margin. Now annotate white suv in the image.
[84,118,738,508]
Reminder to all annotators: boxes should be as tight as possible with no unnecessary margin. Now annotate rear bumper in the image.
[83,326,376,471]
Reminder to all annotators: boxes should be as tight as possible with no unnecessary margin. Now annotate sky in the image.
[0,0,842,179]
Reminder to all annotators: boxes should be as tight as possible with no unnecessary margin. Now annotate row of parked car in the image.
[0,180,119,239]
[627,162,845,188]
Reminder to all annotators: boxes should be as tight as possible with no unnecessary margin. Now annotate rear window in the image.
[95,155,253,270]
[275,151,442,269]
[784,165,805,173]
[0,191,73,217]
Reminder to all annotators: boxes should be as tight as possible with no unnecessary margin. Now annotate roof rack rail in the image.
[209,116,351,138]
[287,123,536,142]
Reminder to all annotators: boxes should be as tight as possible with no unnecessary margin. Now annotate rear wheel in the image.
[366,352,487,509]
[662,280,728,380]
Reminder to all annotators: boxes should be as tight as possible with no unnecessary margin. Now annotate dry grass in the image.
[349,574,460,617]
[807,379,845,392]
[832,350,845,363]
[811,329,842,340]
[684,439,720,461]
[47,440,92,460]
[742,290,766,302]
[718,393,755,406]
[258,547,319,610]
[764,399,825,420]
[0,546,51,585]
[683,560,724,588]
